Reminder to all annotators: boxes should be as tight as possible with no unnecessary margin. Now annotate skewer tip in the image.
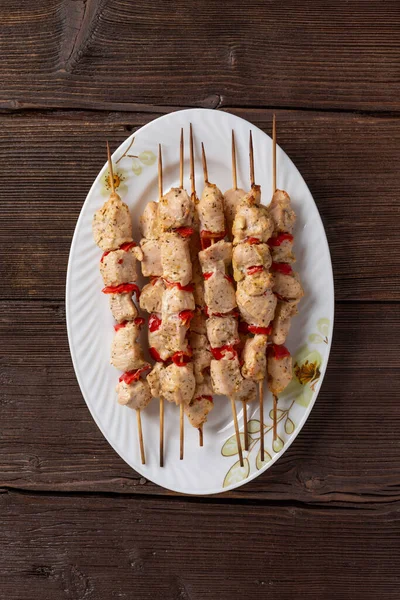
[106,141,115,194]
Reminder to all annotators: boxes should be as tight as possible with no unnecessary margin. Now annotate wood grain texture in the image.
[1,0,400,112]
[0,491,399,600]
[1,301,399,504]
[1,109,399,301]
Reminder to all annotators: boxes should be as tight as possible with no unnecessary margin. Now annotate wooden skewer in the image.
[242,401,249,451]
[198,425,203,447]
[136,409,145,465]
[273,394,278,445]
[106,141,115,194]
[190,123,195,196]
[180,127,184,188]
[259,381,264,461]
[158,143,165,468]
[231,130,238,191]
[180,403,184,460]
[272,114,277,194]
[249,130,255,187]
[201,142,209,183]
[231,397,244,467]
[158,143,163,200]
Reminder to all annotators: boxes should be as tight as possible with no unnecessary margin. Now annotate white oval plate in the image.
[66,108,334,495]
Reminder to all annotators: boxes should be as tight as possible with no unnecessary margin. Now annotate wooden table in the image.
[1,1,399,598]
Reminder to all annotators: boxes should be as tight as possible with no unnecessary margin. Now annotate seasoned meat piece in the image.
[232,192,273,245]
[197,182,225,233]
[158,188,193,231]
[140,201,160,239]
[199,240,232,272]
[270,300,299,345]
[211,356,242,396]
[232,243,271,282]
[93,192,133,251]
[147,362,165,398]
[160,363,196,405]
[272,271,304,301]
[161,233,192,286]
[190,307,207,335]
[192,259,205,308]
[239,271,274,296]
[100,245,143,286]
[189,332,211,383]
[223,187,246,237]
[161,286,195,317]
[269,189,296,234]
[139,278,165,314]
[148,315,189,361]
[111,322,146,372]
[270,238,295,264]
[206,316,239,349]
[242,334,268,381]
[185,376,214,428]
[236,285,277,327]
[140,238,163,277]
[109,293,138,323]
[268,352,293,396]
[116,379,152,411]
[204,271,237,315]
[232,378,257,403]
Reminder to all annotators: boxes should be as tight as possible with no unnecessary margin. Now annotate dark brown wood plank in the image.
[0,109,399,301]
[0,491,399,600]
[1,0,400,112]
[1,301,399,504]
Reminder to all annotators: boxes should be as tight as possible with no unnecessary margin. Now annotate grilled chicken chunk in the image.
[139,278,165,314]
[211,356,242,396]
[223,187,246,237]
[160,363,196,405]
[147,362,165,398]
[159,188,193,231]
[140,238,163,277]
[116,378,152,411]
[161,286,195,317]
[272,271,304,301]
[93,192,133,251]
[268,353,293,396]
[189,331,212,383]
[270,238,295,264]
[111,321,147,372]
[232,190,274,245]
[232,378,257,403]
[239,271,274,296]
[109,293,138,323]
[204,272,237,315]
[241,334,268,381]
[100,245,143,286]
[269,190,296,234]
[232,242,271,282]
[271,300,299,345]
[140,201,160,239]
[192,260,205,308]
[197,182,225,233]
[185,376,214,428]
[236,285,277,327]
[148,315,189,361]
[206,316,239,349]
[199,240,232,273]
[160,233,192,286]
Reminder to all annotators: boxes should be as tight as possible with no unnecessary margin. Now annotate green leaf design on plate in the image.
[284,417,295,434]
[221,433,246,457]
[132,159,143,176]
[295,385,314,407]
[247,419,260,433]
[223,458,250,487]
[256,448,272,470]
[268,408,285,420]
[308,333,324,344]
[138,150,156,166]
[317,318,329,337]
[272,437,284,453]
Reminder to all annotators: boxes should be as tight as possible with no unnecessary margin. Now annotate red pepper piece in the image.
[119,241,137,251]
[174,227,194,238]
[195,395,214,403]
[172,351,192,366]
[271,344,291,359]
[247,265,264,275]
[134,317,145,328]
[149,313,162,332]
[271,262,293,275]
[100,250,111,263]
[248,324,272,335]
[179,310,194,326]
[203,272,213,280]
[150,276,160,286]
[164,280,194,292]
[119,365,150,385]
[200,230,226,250]
[114,320,128,332]
[245,237,260,245]
[268,233,293,247]
[211,345,238,360]
[149,347,164,362]
[102,283,141,298]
